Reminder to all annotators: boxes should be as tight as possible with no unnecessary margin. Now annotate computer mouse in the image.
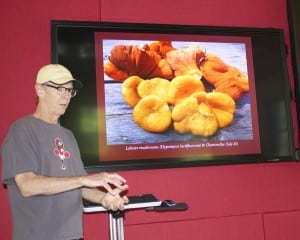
[161,200,176,207]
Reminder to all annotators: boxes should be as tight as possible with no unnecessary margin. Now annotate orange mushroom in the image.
[148,59,175,80]
[172,96,219,137]
[149,41,177,58]
[166,45,205,79]
[200,53,249,100]
[191,91,236,128]
[137,77,171,103]
[122,75,144,108]
[104,61,129,81]
[133,95,172,133]
[106,44,161,80]
[168,75,205,105]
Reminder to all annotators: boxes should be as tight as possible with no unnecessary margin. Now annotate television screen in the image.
[51,20,296,172]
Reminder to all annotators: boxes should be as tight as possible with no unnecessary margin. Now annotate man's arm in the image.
[15,171,128,197]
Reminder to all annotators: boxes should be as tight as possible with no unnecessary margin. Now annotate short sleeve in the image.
[1,121,39,184]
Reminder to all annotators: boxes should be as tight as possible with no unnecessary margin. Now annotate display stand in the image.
[109,210,125,240]
[83,194,162,240]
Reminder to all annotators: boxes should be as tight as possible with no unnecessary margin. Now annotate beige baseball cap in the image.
[36,64,82,89]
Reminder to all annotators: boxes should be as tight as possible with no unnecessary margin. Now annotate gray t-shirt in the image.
[1,115,86,240]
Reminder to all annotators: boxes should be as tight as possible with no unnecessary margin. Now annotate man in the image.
[1,64,129,240]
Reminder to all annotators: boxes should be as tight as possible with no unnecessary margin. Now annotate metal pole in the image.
[109,211,125,240]
[109,212,117,240]
[117,217,124,240]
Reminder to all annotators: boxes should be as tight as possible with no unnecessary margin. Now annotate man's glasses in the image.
[45,84,78,98]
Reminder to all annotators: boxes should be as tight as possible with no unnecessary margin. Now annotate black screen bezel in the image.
[51,20,296,172]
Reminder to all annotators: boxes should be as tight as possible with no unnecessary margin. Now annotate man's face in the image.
[39,82,74,117]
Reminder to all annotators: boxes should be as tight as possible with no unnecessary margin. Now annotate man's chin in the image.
[58,108,67,116]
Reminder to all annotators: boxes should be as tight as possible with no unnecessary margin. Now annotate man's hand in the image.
[100,188,129,211]
[80,172,128,195]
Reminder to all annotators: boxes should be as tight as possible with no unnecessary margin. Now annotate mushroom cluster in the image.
[121,74,236,136]
[105,41,248,137]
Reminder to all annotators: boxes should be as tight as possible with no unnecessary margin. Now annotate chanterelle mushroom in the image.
[122,75,144,108]
[168,75,205,105]
[137,77,171,103]
[172,96,218,137]
[133,95,172,133]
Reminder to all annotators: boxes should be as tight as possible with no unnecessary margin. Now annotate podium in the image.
[83,194,162,240]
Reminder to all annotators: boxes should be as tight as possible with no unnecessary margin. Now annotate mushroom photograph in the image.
[102,40,253,145]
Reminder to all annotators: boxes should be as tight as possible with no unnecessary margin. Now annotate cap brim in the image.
[49,79,83,89]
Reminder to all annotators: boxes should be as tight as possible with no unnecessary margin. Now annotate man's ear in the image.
[35,84,44,97]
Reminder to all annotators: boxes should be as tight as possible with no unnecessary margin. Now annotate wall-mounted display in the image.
[51,20,296,172]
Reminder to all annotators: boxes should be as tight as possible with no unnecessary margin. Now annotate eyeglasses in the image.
[45,84,78,97]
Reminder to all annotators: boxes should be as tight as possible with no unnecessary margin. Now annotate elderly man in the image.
[1,64,129,240]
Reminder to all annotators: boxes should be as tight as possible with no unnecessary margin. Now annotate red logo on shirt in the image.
[53,138,70,170]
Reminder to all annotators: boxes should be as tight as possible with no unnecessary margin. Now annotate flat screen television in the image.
[51,20,296,172]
